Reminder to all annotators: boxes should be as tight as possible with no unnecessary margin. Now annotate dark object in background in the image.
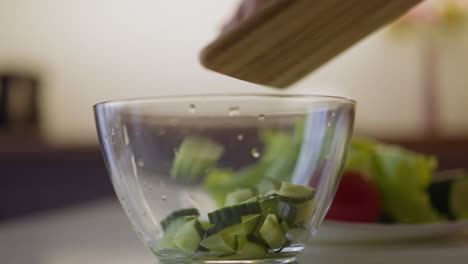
[428,169,468,221]
[0,146,112,221]
[0,73,40,133]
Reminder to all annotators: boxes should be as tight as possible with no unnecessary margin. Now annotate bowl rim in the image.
[94,93,356,109]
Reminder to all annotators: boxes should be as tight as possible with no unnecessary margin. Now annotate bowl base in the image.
[157,245,304,264]
[159,256,298,264]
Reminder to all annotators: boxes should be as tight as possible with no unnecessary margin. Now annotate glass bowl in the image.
[94,94,355,264]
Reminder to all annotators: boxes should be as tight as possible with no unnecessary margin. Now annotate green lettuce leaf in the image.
[347,138,444,223]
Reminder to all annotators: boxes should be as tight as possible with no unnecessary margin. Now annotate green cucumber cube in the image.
[259,196,279,215]
[241,214,262,235]
[164,217,195,236]
[230,236,267,259]
[280,221,290,233]
[152,235,179,252]
[225,189,256,206]
[173,219,204,252]
[279,182,315,201]
[200,233,237,255]
[259,214,286,249]
[293,199,315,224]
[171,136,223,183]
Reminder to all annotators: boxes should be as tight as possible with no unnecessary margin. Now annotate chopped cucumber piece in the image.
[200,233,237,255]
[225,189,256,206]
[279,182,315,203]
[207,214,261,240]
[293,199,315,224]
[161,208,200,231]
[450,175,468,220]
[164,216,196,236]
[241,214,262,235]
[152,235,179,252]
[230,236,267,259]
[200,220,212,231]
[259,196,280,216]
[206,220,240,237]
[173,219,205,252]
[171,136,223,183]
[428,179,454,220]
[259,214,287,249]
[242,196,259,204]
[208,202,261,225]
[278,201,297,226]
[204,169,236,206]
[270,179,283,191]
[280,221,290,233]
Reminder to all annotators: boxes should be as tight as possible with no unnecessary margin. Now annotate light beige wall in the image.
[0,0,467,145]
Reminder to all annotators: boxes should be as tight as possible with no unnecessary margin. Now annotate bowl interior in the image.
[94,94,355,263]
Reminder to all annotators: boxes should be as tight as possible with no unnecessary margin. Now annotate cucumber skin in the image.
[208,202,261,225]
[278,194,314,204]
[428,179,456,220]
[161,208,200,231]
[206,219,240,237]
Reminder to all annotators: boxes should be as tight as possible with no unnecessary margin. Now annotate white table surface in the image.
[1,199,467,264]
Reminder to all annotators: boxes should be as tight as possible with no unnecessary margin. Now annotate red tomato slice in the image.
[325,171,382,223]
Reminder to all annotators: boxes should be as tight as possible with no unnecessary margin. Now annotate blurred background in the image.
[0,0,467,222]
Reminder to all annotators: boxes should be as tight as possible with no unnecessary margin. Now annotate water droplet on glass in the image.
[120,196,125,202]
[258,114,265,121]
[327,122,332,127]
[111,128,116,136]
[228,107,240,116]
[251,148,261,159]
[189,104,196,114]
[138,159,145,167]
[161,195,167,201]
[331,112,336,117]
[237,134,244,141]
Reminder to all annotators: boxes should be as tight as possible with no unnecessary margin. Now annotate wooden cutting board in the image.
[200,0,423,89]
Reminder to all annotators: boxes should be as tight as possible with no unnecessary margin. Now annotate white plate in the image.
[314,220,468,242]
